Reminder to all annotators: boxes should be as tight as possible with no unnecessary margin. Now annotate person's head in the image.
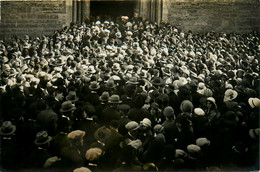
[67,130,85,147]
[139,118,151,131]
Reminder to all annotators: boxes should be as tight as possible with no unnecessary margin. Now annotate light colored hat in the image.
[85,147,103,161]
[95,20,101,25]
[112,63,120,70]
[73,167,92,172]
[140,118,151,127]
[108,94,122,104]
[67,130,85,140]
[187,144,201,153]
[88,65,96,74]
[196,137,210,147]
[125,21,132,27]
[175,149,187,158]
[207,97,217,108]
[126,31,133,36]
[225,83,233,89]
[198,82,206,91]
[44,156,60,168]
[194,108,205,116]
[125,121,140,131]
[224,89,238,102]
[126,76,139,85]
[248,98,260,108]
[249,128,260,139]
[128,139,142,150]
[177,77,188,87]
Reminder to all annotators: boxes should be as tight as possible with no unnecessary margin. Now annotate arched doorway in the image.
[71,0,165,23]
[90,0,136,20]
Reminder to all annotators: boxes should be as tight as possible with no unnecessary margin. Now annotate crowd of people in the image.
[0,17,259,171]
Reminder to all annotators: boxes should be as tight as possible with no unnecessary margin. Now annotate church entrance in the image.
[90,0,136,20]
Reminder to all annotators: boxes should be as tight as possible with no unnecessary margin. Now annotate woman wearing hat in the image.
[204,97,220,124]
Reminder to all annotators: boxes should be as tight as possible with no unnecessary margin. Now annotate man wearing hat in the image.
[100,95,121,124]
[127,94,150,123]
[166,83,181,115]
[0,121,21,170]
[58,101,76,133]
[60,130,86,169]
[185,144,203,170]
[117,104,131,136]
[95,91,110,122]
[85,81,101,107]
[25,131,53,168]
[84,147,104,171]
[37,95,59,136]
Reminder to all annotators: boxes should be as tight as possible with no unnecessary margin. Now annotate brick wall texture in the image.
[0,1,69,39]
[0,0,259,39]
[167,0,260,33]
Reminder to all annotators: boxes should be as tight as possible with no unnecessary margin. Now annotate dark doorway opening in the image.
[90,0,135,21]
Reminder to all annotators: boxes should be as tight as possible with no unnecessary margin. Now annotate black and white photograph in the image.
[0,0,259,171]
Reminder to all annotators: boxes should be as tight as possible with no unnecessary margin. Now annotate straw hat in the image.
[108,95,122,104]
[224,89,238,102]
[248,98,260,108]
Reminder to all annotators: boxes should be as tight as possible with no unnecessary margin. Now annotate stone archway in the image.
[90,0,136,19]
[71,0,166,23]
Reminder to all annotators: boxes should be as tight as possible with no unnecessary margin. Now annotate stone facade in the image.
[0,0,72,39]
[0,0,259,39]
[165,0,260,33]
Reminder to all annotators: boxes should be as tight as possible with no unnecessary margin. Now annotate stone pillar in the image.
[72,0,77,22]
[139,0,150,19]
[82,0,90,22]
[76,0,81,23]
[66,0,73,26]
[156,0,163,23]
[137,0,164,23]
[162,0,169,23]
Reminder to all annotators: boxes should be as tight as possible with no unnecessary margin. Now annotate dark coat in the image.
[25,147,52,168]
[37,108,58,136]
[100,106,121,124]
[175,129,194,150]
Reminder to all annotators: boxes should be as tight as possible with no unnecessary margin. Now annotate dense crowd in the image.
[0,17,259,171]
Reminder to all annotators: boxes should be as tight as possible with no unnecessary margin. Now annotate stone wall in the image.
[1,0,259,39]
[0,0,72,39]
[166,0,260,33]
